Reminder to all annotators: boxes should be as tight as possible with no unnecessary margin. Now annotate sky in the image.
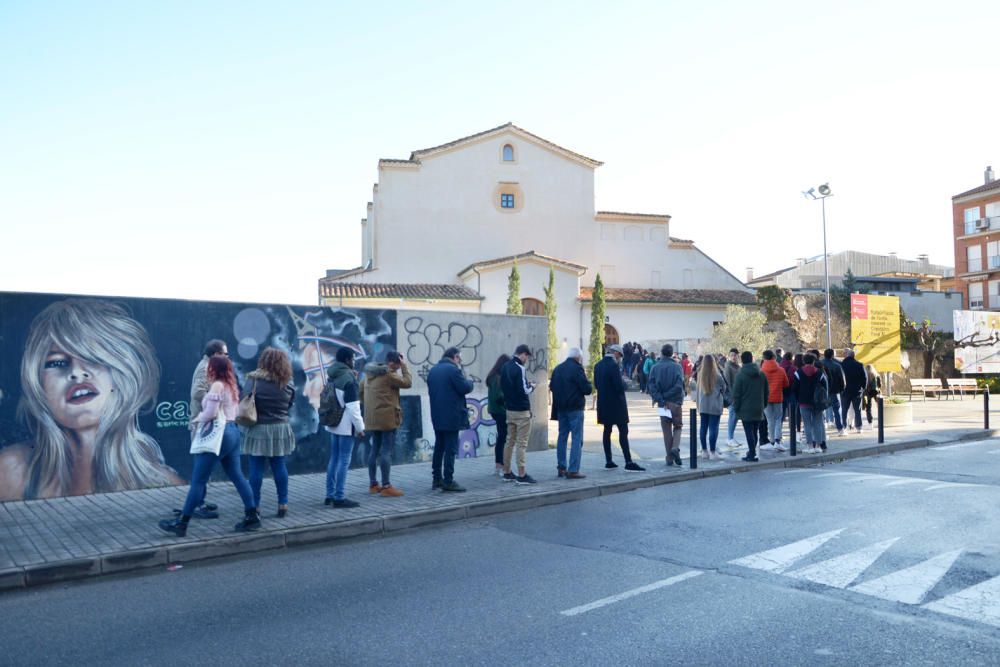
[2,0,999,305]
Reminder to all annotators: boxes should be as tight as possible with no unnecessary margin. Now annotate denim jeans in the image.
[248,455,289,506]
[841,392,863,430]
[556,410,585,473]
[765,403,784,442]
[432,430,459,483]
[699,413,721,452]
[800,406,825,445]
[826,394,844,430]
[727,407,739,441]
[367,430,395,486]
[182,422,254,516]
[326,433,356,501]
[493,415,507,466]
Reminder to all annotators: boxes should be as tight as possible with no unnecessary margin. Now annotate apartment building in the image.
[954,166,1000,310]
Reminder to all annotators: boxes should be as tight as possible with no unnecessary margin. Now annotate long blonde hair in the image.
[698,354,719,394]
[17,299,176,498]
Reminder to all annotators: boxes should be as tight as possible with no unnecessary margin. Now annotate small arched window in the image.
[502,144,515,162]
[521,297,545,316]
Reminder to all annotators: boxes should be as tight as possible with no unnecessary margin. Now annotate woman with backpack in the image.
[862,364,882,429]
[792,353,829,454]
[695,354,726,460]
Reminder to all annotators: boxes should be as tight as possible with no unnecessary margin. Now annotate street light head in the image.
[818,183,832,196]
[802,187,816,199]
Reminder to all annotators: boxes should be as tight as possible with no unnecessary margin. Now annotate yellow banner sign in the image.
[850,294,901,372]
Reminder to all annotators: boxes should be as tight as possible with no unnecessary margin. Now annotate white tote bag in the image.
[190,411,226,456]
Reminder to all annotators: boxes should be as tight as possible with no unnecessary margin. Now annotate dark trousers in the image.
[493,415,508,465]
[863,394,876,423]
[602,423,633,464]
[841,392,863,430]
[743,420,761,458]
[432,429,459,483]
[758,416,768,444]
[367,430,395,486]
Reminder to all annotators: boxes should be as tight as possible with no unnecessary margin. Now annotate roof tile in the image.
[579,287,756,305]
[319,282,483,301]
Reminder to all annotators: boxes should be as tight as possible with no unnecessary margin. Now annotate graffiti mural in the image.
[0,292,399,501]
[403,316,484,384]
[458,396,498,458]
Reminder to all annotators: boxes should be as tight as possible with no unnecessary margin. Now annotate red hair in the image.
[207,355,239,400]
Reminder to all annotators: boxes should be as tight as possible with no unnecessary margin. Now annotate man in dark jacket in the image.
[840,348,867,434]
[723,348,742,448]
[593,344,644,471]
[499,344,537,485]
[427,347,474,492]
[550,347,592,479]
[732,351,768,462]
[821,349,847,435]
[648,343,686,467]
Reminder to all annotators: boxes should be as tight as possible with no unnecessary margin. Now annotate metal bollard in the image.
[689,407,697,470]
[877,397,885,444]
[985,387,991,430]
[789,406,797,456]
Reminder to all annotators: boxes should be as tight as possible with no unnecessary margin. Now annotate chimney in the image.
[746,267,754,282]
[796,257,806,267]
[987,165,995,185]
[917,253,929,266]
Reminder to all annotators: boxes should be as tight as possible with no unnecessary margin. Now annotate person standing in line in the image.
[485,354,510,477]
[550,347,592,479]
[324,347,366,508]
[593,344,644,471]
[427,347,474,492]
[641,352,656,394]
[732,351,768,462]
[622,342,634,380]
[760,350,790,452]
[840,348,867,434]
[159,355,260,536]
[183,339,229,520]
[359,351,412,498]
[792,353,828,453]
[723,348,742,449]
[787,354,804,434]
[780,352,795,422]
[241,348,296,517]
[862,364,882,429]
[695,353,726,460]
[680,353,694,398]
[821,348,847,435]
[648,344,686,467]
[500,344,538,485]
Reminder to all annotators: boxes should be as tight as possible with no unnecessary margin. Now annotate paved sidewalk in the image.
[1,394,997,591]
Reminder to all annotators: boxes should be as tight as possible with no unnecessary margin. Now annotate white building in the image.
[320,123,754,361]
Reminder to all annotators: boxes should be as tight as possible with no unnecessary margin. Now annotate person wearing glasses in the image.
[183,338,230,519]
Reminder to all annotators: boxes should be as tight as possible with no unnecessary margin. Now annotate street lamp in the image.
[803,183,834,349]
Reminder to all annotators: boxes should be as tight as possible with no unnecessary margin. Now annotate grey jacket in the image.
[695,372,726,416]
[723,359,740,390]
[648,358,685,406]
[189,357,210,425]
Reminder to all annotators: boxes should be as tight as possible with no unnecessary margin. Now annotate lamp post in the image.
[803,184,833,349]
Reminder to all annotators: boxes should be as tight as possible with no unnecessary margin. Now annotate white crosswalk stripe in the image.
[788,538,899,589]
[849,550,963,604]
[728,529,844,573]
[923,575,1000,628]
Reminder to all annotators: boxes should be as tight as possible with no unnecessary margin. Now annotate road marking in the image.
[729,529,844,573]
[559,571,704,616]
[811,472,863,478]
[930,440,996,451]
[883,479,926,487]
[774,469,815,474]
[923,575,1000,628]
[789,538,899,589]
[850,550,963,604]
[987,450,1000,455]
[923,483,984,491]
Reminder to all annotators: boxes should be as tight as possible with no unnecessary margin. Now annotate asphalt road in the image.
[4,440,1000,666]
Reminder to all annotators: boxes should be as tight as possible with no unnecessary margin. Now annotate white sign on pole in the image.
[953,310,1000,374]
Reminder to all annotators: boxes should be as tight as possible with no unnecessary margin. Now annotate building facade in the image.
[953,166,1000,311]
[320,124,754,362]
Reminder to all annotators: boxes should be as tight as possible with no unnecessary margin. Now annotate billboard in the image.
[953,310,1000,374]
[850,294,901,372]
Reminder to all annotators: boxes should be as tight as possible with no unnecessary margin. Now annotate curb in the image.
[2,429,996,592]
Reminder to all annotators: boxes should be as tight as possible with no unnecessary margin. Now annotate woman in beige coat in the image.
[359,351,412,496]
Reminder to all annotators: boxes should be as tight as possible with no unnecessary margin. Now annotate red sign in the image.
[851,294,869,320]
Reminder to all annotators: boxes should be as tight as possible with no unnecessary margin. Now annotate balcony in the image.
[968,257,984,273]
[964,217,1000,235]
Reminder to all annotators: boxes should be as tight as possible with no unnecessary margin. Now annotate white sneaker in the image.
[760,443,775,452]
[837,429,845,437]
[726,439,736,448]
[774,442,786,452]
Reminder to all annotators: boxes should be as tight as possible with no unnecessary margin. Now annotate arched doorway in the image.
[520,297,545,316]
[604,323,620,347]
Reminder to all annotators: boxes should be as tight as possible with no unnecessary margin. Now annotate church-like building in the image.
[319,123,754,361]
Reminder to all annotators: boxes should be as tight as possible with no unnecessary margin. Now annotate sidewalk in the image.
[2,395,996,591]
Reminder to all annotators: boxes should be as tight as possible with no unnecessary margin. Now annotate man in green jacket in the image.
[731,351,767,463]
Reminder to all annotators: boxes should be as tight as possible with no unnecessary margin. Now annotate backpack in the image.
[318,380,345,427]
[813,374,830,410]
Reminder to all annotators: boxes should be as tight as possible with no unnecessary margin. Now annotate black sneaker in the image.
[502,472,517,482]
[332,498,360,508]
[819,443,828,452]
[557,467,567,478]
[158,518,188,537]
[324,497,334,505]
[514,474,537,485]
[604,462,619,469]
[441,481,466,493]
[624,462,645,472]
[741,455,759,462]
[432,479,443,490]
[234,513,261,532]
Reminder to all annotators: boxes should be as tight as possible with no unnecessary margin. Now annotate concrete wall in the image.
[895,291,964,332]
[580,303,725,364]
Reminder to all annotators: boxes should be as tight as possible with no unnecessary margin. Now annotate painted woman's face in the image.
[40,347,113,432]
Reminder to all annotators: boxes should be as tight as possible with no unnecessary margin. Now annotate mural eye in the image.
[43,358,69,369]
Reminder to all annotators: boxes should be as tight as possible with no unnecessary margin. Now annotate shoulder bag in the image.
[236,379,258,427]
[190,411,226,456]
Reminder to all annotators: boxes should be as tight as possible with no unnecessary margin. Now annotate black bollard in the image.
[877,397,885,444]
[986,387,991,430]
[789,406,797,456]
[689,407,697,470]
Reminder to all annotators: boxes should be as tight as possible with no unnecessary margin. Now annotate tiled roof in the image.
[319,282,483,301]
[402,123,603,168]
[596,210,672,221]
[457,250,588,277]
[579,287,756,305]
[953,179,1000,200]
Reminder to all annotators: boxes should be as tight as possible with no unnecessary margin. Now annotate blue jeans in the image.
[699,413,721,452]
[556,410,585,473]
[432,430,459,483]
[182,422,255,516]
[326,433,356,501]
[248,455,289,506]
[800,406,825,445]
[826,393,843,430]
[367,430,395,486]
[727,407,739,441]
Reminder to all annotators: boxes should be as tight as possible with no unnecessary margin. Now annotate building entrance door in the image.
[604,323,620,347]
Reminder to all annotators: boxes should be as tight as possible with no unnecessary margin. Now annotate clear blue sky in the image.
[2,0,998,303]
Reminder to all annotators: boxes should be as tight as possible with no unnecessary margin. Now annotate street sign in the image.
[851,294,901,372]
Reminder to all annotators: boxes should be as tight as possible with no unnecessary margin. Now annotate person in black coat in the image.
[821,349,847,434]
[426,347,474,492]
[550,348,592,478]
[840,348,867,433]
[593,345,643,471]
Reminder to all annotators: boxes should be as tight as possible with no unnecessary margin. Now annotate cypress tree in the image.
[506,262,522,315]
[544,267,558,371]
[587,274,606,378]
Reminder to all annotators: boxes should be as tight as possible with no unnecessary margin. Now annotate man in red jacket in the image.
[760,350,790,452]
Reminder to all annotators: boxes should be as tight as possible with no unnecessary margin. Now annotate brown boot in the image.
[379,484,404,497]
[368,483,382,494]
